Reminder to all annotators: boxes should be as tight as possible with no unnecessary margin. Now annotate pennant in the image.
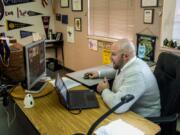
[42,0,48,8]
[0,0,4,20]
[3,0,35,6]
[42,16,50,39]
[27,10,43,16]
[20,30,34,38]
[6,20,33,31]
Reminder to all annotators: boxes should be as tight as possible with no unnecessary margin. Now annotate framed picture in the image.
[60,0,69,8]
[144,9,154,24]
[141,0,158,8]
[136,34,156,62]
[71,0,83,11]
[56,32,63,40]
[74,18,82,31]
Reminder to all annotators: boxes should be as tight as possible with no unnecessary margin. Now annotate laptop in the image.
[55,73,99,110]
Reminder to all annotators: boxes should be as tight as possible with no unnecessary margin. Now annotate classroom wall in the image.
[55,0,163,71]
[0,1,55,45]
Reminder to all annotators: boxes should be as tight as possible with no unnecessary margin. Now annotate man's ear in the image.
[123,53,129,61]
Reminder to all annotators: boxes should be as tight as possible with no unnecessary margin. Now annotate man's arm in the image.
[101,72,145,113]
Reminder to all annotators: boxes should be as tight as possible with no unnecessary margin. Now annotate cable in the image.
[2,102,17,127]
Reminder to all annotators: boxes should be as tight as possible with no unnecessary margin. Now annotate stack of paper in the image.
[94,119,144,135]
[49,77,81,89]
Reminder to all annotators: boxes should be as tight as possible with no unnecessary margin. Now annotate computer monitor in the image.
[23,39,47,93]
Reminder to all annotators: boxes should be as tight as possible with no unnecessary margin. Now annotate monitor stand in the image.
[25,81,48,94]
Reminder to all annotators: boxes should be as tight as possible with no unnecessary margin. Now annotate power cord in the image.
[2,102,17,127]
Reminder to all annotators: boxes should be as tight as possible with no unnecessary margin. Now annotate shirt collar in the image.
[120,56,137,72]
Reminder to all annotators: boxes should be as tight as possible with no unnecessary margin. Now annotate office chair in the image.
[147,52,180,135]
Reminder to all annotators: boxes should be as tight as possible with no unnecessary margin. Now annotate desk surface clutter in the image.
[11,83,160,135]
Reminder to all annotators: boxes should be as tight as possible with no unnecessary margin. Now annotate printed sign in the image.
[3,0,34,6]
[88,39,98,51]
[102,49,111,65]
[6,20,33,31]
[42,16,50,39]
[20,30,33,38]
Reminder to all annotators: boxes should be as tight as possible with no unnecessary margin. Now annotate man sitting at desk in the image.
[86,39,161,117]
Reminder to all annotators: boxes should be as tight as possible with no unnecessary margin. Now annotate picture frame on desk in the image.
[141,0,158,8]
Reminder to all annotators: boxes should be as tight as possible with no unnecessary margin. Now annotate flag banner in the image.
[20,30,33,38]
[6,20,33,31]
[0,0,4,20]
[27,10,43,16]
[3,0,34,6]
[42,16,50,39]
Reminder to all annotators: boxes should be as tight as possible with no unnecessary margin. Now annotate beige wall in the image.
[55,0,163,71]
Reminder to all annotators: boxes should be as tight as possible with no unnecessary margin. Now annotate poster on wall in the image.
[6,20,33,31]
[3,0,35,6]
[20,30,34,38]
[102,49,111,65]
[136,34,156,61]
[42,16,50,39]
[0,0,4,20]
[67,26,74,43]
[88,39,98,51]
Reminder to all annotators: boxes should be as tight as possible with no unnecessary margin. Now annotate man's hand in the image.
[97,77,109,94]
[84,71,99,79]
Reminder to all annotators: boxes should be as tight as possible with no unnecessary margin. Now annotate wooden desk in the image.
[12,83,160,135]
[45,39,64,65]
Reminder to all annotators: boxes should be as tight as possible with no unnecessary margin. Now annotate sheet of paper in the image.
[62,77,81,89]
[94,119,144,135]
[49,77,81,89]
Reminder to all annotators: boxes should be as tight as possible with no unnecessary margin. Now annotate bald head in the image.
[113,39,136,57]
[110,39,136,69]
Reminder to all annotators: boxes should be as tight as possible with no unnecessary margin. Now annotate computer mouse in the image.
[83,73,92,79]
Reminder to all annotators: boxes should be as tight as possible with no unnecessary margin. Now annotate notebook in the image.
[55,73,99,110]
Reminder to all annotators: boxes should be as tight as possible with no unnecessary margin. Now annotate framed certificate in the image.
[144,9,154,24]
[71,0,83,11]
[74,17,82,31]
[141,0,158,8]
[60,0,69,8]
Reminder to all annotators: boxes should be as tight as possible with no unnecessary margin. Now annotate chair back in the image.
[154,52,180,116]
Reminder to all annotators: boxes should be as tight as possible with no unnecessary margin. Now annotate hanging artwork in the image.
[67,26,74,43]
[136,34,156,61]
[42,16,50,39]
[20,30,34,38]
[3,0,35,6]
[0,0,4,20]
[88,39,98,51]
[6,20,33,31]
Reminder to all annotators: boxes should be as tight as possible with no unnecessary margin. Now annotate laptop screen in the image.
[55,73,67,102]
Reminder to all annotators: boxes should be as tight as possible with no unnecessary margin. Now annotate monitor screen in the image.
[24,39,46,90]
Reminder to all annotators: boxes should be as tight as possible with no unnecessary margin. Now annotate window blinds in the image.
[173,0,180,40]
[88,0,135,40]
